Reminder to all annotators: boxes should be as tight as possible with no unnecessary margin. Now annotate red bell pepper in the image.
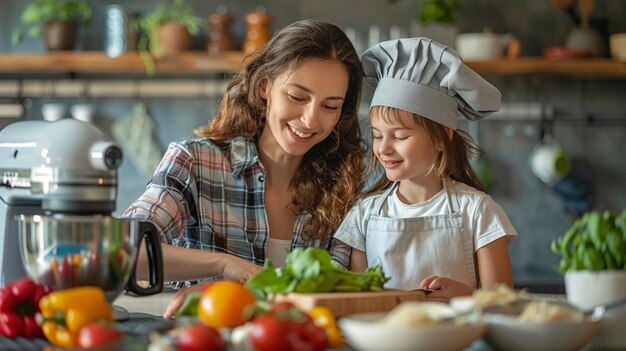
[0,278,51,338]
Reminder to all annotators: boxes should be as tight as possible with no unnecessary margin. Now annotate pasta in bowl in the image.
[450,284,527,313]
[338,302,486,351]
[482,299,602,351]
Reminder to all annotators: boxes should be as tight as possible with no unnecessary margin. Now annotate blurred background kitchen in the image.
[1,0,625,292]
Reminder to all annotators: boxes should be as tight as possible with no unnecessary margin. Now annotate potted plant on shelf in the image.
[551,209,626,310]
[12,0,91,51]
[138,0,206,74]
[390,0,457,48]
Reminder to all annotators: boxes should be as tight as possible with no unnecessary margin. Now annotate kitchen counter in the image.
[114,290,178,317]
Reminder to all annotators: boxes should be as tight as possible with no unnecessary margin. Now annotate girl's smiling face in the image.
[370,108,438,182]
[259,58,349,158]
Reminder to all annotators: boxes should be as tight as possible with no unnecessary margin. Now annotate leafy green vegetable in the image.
[175,291,202,317]
[246,248,389,299]
[551,209,626,273]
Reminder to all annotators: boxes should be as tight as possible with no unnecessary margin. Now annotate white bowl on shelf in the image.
[609,32,626,62]
[455,32,514,60]
[71,103,95,123]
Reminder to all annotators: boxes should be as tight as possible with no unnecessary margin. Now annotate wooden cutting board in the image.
[274,290,428,317]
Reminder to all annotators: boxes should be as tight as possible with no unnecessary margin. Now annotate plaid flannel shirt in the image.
[123,137,350,287]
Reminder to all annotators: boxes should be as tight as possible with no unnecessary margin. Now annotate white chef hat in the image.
[361,37,501,130]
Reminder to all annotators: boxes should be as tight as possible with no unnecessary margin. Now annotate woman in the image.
[123,19,366,317]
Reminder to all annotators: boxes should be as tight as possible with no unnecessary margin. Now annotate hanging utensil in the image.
[549,0,576,11]
[579,0,595,29]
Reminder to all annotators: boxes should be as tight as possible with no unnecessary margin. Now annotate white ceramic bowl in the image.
[339,305,486,351]
[449,296,476,313]
[455,33,513,60]
[609,33,626,62]
[41,103,67,121]
[482,300,603,351]
[483,313,600,351]
[71,103,96,123]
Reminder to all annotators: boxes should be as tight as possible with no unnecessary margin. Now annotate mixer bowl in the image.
[17,214,163,302]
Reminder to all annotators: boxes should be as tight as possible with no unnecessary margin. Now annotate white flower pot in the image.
[565,270,626,349]
[565,270,626,310]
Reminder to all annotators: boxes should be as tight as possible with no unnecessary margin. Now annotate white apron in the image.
[365,180,477,290]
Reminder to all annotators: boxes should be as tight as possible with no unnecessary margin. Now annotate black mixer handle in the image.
[126,221,164,296]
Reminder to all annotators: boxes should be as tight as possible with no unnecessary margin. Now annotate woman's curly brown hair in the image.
[195,20,367,240]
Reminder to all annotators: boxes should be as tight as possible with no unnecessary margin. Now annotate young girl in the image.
[335,37,516,302]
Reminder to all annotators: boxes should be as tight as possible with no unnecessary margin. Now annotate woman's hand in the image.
[163,282,211,319]
[163,256,262,319]
[419,275,474,303]
[221,255,263,283]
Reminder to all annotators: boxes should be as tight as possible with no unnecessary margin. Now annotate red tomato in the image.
[77,322,124,349]
[176,323,224,351]
[270,301,296,313]
[291,318,328,351]
[250,314,293,351]
[250,312,328,351]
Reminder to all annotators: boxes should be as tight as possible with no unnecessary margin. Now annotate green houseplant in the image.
[417,0,458,26]
[551,209,626,312]
[389,0,458,48]
[138,0,206,74]
[12,0,91,50]
[551,210,626,273]
[389,0,457,25]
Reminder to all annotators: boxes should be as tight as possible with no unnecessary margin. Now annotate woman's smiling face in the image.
[259,58,349,158]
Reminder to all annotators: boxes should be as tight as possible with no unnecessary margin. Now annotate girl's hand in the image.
[419,275,474,303]
[163,282,211,319]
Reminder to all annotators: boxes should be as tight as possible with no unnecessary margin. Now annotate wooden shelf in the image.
[466,58,626,78]
[0,51,247,75]
[0,52,625,78]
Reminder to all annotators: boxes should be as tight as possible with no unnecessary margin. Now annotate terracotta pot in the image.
[44,21,78,51]
[157,22,191,56]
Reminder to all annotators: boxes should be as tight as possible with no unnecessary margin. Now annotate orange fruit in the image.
[197,280,256,328]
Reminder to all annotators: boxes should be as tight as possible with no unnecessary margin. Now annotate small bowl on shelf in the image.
[609,33,626,62]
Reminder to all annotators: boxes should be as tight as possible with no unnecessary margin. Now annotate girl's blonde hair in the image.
[363,106,485,197]
[195,20,366,240]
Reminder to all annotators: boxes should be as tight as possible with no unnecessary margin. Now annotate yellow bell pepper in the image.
[309,306,344,349]
[39,286,113,348]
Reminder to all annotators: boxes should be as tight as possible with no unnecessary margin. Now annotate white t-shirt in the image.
[335,179,517,253]
[265,237,291,267]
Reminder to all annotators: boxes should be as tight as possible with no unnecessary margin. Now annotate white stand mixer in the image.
[0,119,163,319]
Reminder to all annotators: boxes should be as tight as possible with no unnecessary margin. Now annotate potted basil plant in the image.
[12,0,91,51]
[551,209,626,311]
